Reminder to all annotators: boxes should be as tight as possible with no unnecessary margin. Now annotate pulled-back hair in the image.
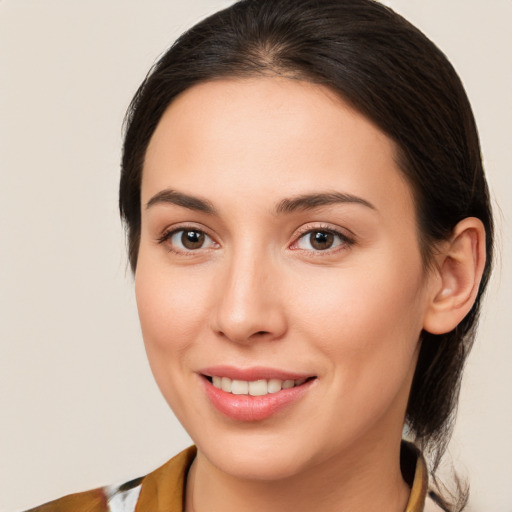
[120,1,494,508]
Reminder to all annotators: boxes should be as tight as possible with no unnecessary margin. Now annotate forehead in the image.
[142,77,414,221]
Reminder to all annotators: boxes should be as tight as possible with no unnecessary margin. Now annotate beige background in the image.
[0,1,510,511]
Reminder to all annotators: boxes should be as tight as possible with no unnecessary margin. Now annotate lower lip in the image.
[202,378,315,422]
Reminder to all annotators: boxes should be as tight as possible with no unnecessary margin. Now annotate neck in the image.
[185,435,411,512]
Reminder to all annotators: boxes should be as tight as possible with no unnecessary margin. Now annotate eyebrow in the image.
[275,192,376,214]
[146,189,217,214]
[145,189,376,216]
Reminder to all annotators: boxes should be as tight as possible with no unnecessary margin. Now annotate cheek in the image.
[293,254,426,384]
[289,261,426,443]
[134,258,217,424]
[134,253,212,372]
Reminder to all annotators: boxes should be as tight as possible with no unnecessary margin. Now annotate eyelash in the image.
[157,226,218,255]
[291,225,355,254]
[157,224,355,255]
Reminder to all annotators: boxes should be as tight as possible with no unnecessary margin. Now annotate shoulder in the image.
[23,487,110,512]
[23,477,143,512]
[22,447,196,512]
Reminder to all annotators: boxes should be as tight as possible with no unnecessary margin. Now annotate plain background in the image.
[1,1,511,511]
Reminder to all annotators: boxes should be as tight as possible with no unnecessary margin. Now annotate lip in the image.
[199,366,317,422]
[200,365,313,382]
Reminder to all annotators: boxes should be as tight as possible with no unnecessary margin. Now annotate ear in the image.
[423,217,487,335]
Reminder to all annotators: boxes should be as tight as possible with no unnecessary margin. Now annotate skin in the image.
[135,77,482,512]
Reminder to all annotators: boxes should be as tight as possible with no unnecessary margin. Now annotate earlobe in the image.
[423,217,486,335]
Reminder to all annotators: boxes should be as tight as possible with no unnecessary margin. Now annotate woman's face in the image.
[136,78,436,480]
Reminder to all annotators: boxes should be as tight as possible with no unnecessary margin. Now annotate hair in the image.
[120,0,494,509]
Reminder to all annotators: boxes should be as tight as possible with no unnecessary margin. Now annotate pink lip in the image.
[199,366,316,422]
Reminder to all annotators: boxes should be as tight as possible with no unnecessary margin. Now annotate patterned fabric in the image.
[24,443,444,512]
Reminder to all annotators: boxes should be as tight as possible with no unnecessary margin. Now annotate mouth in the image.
[204,375,316,396]
[199,368,317,421]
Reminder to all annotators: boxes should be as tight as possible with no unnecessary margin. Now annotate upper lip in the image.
[199,365,315,381]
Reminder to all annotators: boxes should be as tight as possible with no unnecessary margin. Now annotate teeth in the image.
[249,380,267,396]
[210,376,309,395]
[231,380,248,395]
[267,379,282,393]
[282,379,294,389]
[221,377,232,393]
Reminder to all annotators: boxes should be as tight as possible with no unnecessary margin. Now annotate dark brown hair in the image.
[120,0,493,508]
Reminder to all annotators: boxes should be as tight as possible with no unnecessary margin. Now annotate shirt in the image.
[24,443,445,512]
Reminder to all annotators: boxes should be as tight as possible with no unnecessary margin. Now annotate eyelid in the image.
[156,223,220,253]
[289,223,355,252]
[155,222,354,254]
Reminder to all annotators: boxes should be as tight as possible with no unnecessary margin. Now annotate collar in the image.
[402,441,429,512]
[136,443,431,512]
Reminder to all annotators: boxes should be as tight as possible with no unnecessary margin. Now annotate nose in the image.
[211,248,288,344]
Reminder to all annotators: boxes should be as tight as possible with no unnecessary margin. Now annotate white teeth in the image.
[231,380,248,395]
[267,379,283,393]
[249,379,267,396]
[221,377,232,392]
[210,376,309,395]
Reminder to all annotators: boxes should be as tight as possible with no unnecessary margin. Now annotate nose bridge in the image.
[212,241,286,343]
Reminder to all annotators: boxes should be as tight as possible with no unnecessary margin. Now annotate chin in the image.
[204,440,313,481]
[188,420,331,482]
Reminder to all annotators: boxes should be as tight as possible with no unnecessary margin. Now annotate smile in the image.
[201,369,317,421]
[209,376,309,396]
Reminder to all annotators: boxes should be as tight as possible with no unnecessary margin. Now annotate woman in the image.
[25,0,493,511]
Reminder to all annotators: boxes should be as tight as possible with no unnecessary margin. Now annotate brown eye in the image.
[309,231,334,250]
[162,228,216,252]
[294,228,352,252]
[181,230,205,249]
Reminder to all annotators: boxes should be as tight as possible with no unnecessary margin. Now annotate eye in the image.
[294,229,352,252]
[159,228,217,252]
